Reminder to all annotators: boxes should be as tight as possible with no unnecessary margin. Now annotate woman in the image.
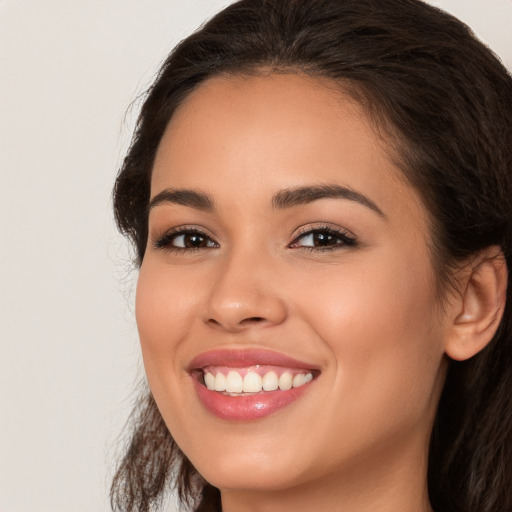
[111,0,512,511]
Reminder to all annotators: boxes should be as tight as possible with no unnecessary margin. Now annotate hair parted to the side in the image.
[111,1,512,511]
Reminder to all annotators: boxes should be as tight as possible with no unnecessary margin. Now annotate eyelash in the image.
[153,225,358,253]
[153,227,218,252]
[289,225,358,251]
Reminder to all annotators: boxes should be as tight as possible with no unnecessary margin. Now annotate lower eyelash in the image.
[152,226,357,252]
[292,226,358,250]
[153,228,212,250]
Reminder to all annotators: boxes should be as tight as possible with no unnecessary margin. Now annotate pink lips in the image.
[189,348,318,421]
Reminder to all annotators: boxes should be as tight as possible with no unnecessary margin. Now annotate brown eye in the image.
[154,229,218,251]
[301,231,338,247]
[176,233,212,248]
[290,228,357,250]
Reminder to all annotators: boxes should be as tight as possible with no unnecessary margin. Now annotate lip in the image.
[188,348,321,371]
[189,348,319,421]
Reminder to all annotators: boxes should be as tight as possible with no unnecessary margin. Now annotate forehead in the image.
[151,73,423,222]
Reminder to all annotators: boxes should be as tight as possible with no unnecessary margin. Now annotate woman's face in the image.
[137,74,450,496]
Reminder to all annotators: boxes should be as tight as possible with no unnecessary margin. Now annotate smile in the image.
[189,349,319,420]
[202,366,314,394]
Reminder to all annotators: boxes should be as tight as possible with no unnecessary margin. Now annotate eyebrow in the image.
[272,184,386,218]
[149,188,214,211]
[149,184,385,218]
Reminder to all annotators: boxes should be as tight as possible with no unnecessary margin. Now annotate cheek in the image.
[134,261,205,443]
[135,261,198,380]
[293,249,445,421]
[297,248,437,338]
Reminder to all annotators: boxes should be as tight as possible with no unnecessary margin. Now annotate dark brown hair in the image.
[111,1,512,511]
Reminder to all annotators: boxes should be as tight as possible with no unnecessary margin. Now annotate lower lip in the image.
[193,379,312,421]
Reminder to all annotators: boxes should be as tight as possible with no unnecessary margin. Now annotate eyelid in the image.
[152,225,219,251]
[288,224,358,249]
[151,223,357,252]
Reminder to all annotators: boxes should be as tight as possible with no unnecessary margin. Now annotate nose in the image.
[202,250,288,333]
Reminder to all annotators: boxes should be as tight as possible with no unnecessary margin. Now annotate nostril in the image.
[206,316,267,331]
[241,317,265,324]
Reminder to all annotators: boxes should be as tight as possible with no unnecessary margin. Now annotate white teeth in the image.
[214,372,226,392]
[278,372,293,390]
[292,373,313,387]
[204,369,314,393]
[204,372,215,390]
[262,371,279,391]
[292,373,306,388]
[243,371,263,393]
[225,371,243,393]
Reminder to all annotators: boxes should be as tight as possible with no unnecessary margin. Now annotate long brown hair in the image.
[111,1,512,511]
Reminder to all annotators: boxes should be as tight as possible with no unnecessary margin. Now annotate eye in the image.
[289,226,357,250]
[154,228,218,251]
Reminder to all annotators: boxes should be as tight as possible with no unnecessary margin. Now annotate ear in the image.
[445,246,508,361]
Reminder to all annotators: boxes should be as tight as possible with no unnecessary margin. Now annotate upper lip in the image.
[188,348,320,372]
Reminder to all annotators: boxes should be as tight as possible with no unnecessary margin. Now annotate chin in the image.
[195,455,308,493]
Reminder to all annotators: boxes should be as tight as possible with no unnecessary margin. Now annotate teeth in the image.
[203,369,314,394]
[262,371,279,391]
[205,372,215,390]
[243,371,263,392]
[278,372,293,390]
[214,372,226,392]
[292,373,306,388]
[225,371,243,393]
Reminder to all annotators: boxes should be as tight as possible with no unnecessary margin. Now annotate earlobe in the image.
[445,247,508,361]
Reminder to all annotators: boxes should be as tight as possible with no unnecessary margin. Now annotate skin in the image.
[136,73,460,512]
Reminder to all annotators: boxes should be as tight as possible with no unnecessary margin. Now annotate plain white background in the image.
[1,1,511,511]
